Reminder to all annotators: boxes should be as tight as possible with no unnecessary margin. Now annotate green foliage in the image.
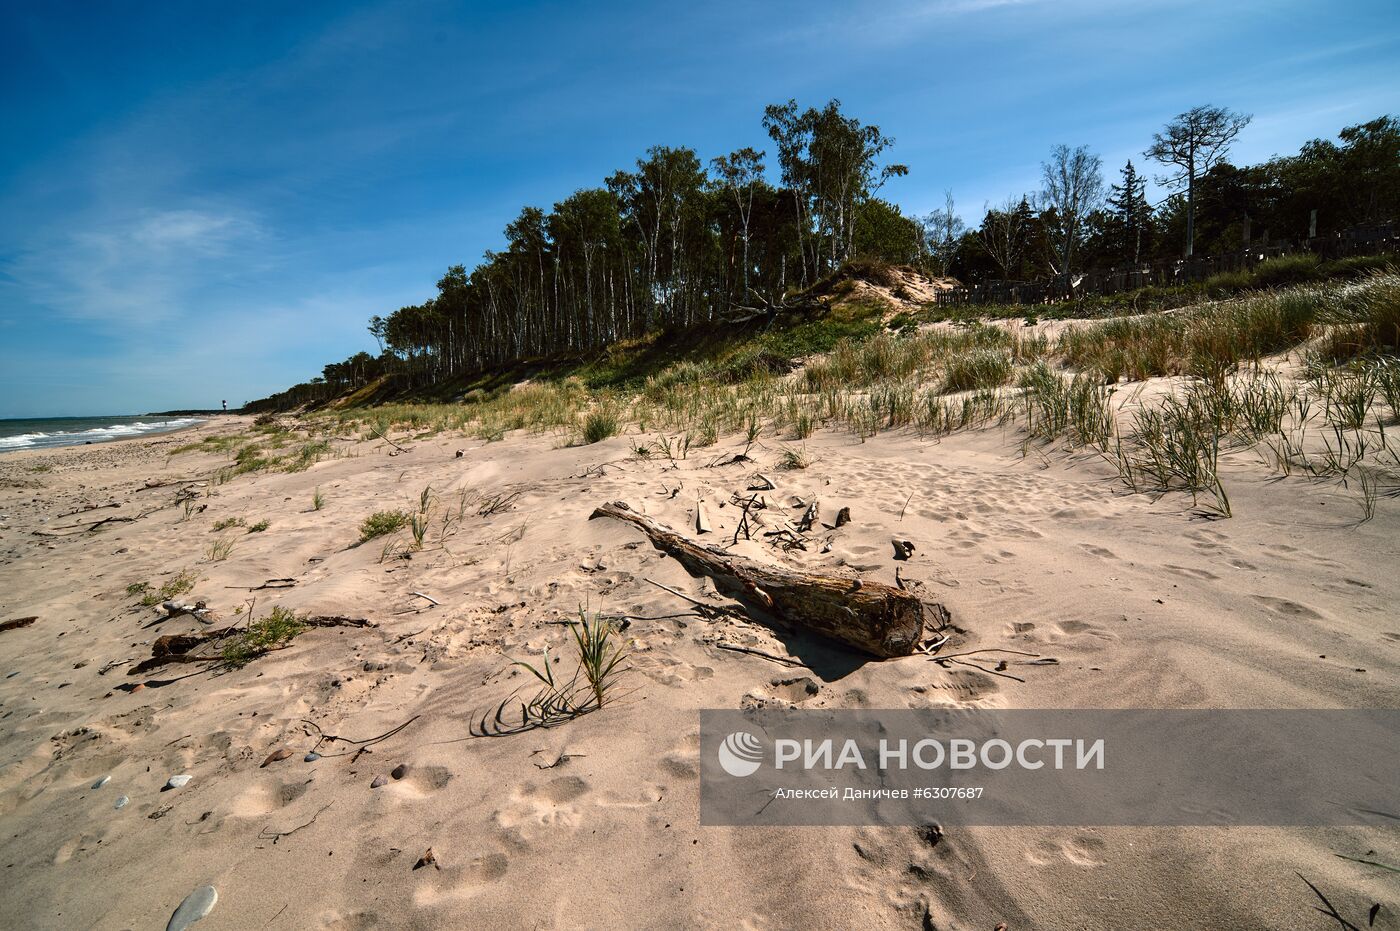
[360,509,411,542]
[207,537,236,562]
[939,348,1013,394]
[135,570,196,607]
[247,520,270,533]
[1250,253,1322,289]
[221,606,307,669]
[479,610,632,734]
[580,405,620,444]
[311,487,325,511]
[212,517,245,531]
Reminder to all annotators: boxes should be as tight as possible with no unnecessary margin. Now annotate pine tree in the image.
[1106,160,1152,265]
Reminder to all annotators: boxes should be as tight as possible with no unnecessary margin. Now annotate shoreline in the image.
[0,414,240,459]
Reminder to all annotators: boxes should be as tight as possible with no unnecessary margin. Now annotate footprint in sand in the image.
[1162,564,1220,581]
[631,654,714,687]
[1250,595,1324,620]
[1049,619,1118,642]
[493,775,591,845]
[390,764,453,799]
[52,831,103,864]
[1025,833,1106,867]
[229,779,310,818]
[908,669,1001,708]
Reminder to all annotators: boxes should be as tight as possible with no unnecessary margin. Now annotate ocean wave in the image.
[0,418,203,451]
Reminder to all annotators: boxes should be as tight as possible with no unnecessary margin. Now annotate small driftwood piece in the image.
[1,616,38,634]
[695,500,713,535]
[590,501,931,657]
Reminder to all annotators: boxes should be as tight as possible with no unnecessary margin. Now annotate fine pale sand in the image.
[0,413,1396,929]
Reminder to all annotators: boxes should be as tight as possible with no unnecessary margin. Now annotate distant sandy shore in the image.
[0,412,1395,929]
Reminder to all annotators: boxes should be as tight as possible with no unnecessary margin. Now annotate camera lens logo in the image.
[718,731,764,777]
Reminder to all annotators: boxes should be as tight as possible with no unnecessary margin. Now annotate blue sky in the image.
[1,0,1396,417]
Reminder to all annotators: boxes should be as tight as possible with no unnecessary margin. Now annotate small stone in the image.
[166,884,217,931]
[304,751,321,762]
[371,775,387,788]
[391,764,408,780]
[5,671,17,679]
[91,775,111,789]
[164,774,192,790]
[114,795,129,809]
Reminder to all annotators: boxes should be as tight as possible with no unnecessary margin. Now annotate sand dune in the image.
[0,411,1396,929]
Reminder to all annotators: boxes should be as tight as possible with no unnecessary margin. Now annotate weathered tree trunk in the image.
[589,501,931,657]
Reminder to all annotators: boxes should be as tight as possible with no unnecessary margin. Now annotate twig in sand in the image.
[258,803,334,845]
[644,577,713,611]
[226,578,297,591]
[58,502,121,518]
[945,657,1025,682]
[531,749,588,769]
[714,642,805,667]
[301,715,420,757]
[409,591,440,606]
[932,648,1041,660]
[369,425,408,453]
[899,492,915,521]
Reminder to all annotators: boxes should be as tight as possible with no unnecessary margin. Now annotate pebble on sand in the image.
[114,795,129,809]
[391,763,408,780]
[165,884,217,931]
[91,775,110,789]
[305,751,322,762]
[164,774,192,790]
[371,775,387,788]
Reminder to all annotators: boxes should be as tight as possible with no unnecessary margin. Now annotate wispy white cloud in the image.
[3,206,265,326]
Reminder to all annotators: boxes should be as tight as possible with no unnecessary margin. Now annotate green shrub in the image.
[221,606,306,668]
[360,509,410,542]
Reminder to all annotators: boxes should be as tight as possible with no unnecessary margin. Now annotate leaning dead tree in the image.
[720,289,831,324]
[589,501,933,657]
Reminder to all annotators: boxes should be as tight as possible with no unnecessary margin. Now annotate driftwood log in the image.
[589,501,931,658]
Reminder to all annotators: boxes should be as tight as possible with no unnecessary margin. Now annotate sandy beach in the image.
[1,404,1396,929]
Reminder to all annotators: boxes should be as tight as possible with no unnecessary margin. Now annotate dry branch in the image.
[590,501,934,657]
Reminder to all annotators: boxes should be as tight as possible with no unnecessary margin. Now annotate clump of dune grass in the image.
[1111,384,1232,518]
[360,509,410,542]
[778,445,812,470]
[133,569,197,606]
[939,348,1013,394]
[580,405,621,445]
[247,520,270,533]
[476,610,632,735]
[311,487,325,511]
[221,605,306,669]
[207,537,236,562]
[212,517,245,531]
[1018,363,1115,448]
